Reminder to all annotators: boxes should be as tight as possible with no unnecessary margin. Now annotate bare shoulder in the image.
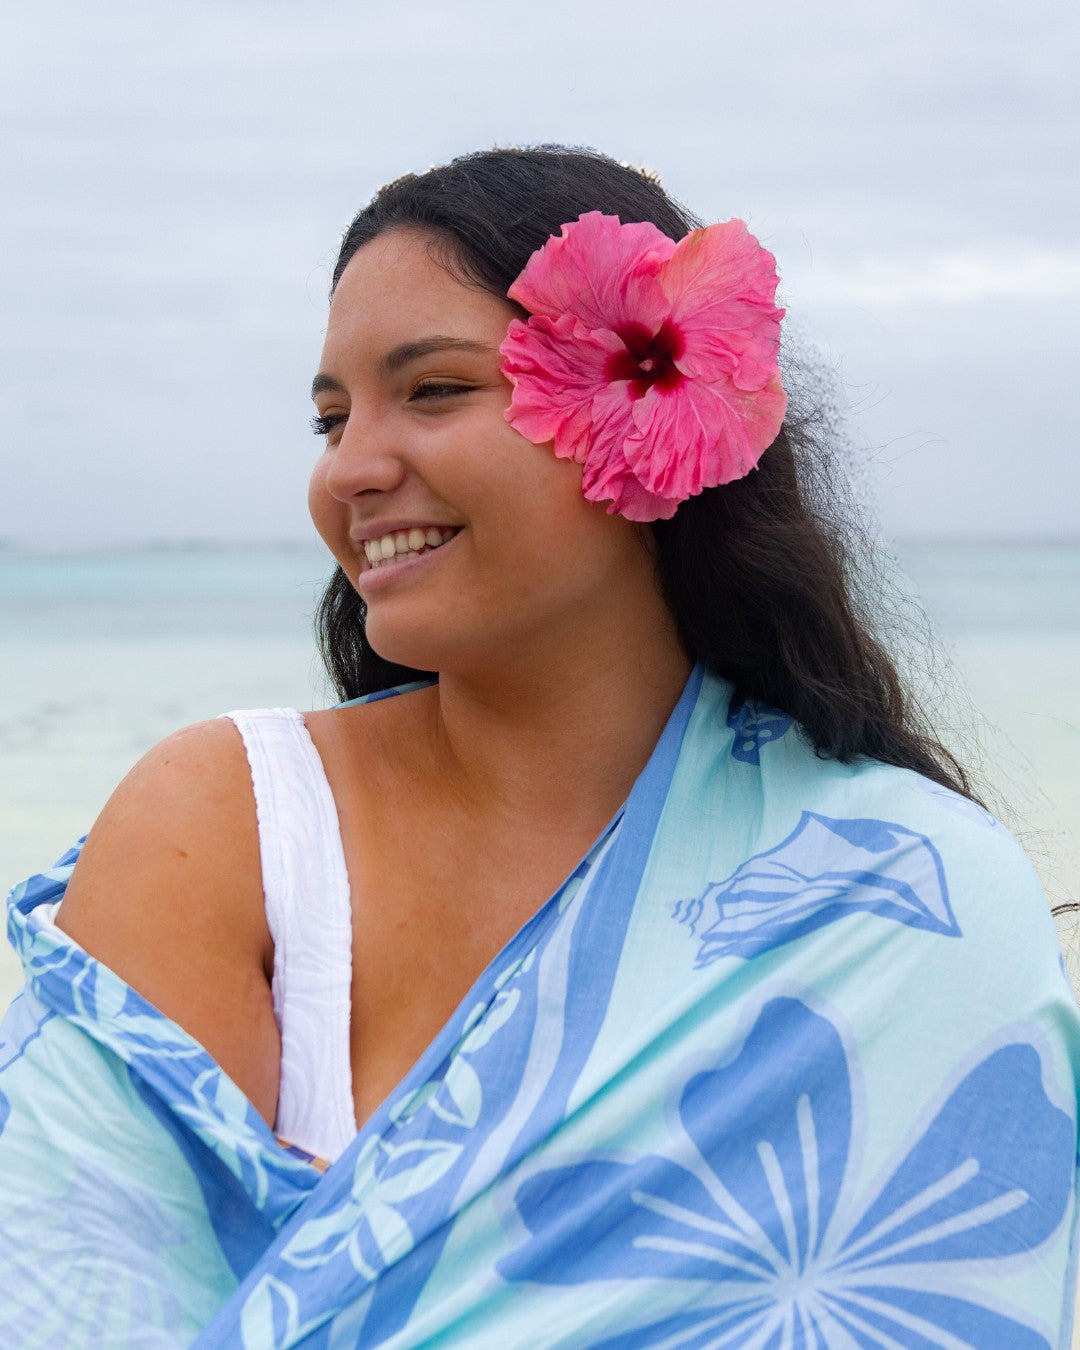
[304,682,438,770]
[60,718,262,932]
[57,717,280,1123]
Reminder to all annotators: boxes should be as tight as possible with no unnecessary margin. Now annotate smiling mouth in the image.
[362,526,459,569]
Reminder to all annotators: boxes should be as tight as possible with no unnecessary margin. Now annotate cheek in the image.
[308,458,345,553]
[484,436,588,527]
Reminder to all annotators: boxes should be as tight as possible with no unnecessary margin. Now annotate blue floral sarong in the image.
[2,667,1078,1346]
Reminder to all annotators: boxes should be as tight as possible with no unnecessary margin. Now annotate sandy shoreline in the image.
[3,632,1078,1009]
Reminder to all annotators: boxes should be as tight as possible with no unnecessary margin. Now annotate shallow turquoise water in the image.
[893,539,1080,634]
[2,538,1078,999]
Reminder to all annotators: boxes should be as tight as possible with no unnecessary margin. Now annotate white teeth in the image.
[363,527,458,569]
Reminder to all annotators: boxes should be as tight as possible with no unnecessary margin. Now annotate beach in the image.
[2,539,1078,1006]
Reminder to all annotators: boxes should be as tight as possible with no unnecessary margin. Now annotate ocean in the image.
[2,539,1078,1005]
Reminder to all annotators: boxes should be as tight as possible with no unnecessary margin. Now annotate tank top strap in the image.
[222,707,357,1162]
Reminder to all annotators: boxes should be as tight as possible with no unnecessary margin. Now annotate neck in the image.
[420,607,692,830]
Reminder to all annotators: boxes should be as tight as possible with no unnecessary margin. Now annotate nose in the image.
[320,413,409,503]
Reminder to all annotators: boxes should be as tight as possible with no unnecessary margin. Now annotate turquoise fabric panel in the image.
[0,987,238,1345]
[2,668,1077,1347]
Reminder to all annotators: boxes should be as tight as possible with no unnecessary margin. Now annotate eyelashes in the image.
[310,383,476,437]
[408,381,474,402]
[310,413,344,437]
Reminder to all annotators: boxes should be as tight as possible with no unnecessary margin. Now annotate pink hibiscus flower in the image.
[499,212,787,521]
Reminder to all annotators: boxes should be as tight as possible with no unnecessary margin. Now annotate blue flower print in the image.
[672,812,959,965]
[727,693,795,764]
[499,998,1072,1346]
[237,965,533,1344]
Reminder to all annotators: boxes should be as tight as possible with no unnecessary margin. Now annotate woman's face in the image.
[309,228,651,674]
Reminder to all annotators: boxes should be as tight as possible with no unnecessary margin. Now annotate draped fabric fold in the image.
[2,669,1078,1347]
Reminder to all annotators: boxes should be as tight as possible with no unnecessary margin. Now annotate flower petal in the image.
[623,374,783,500]
[578,381,680,519]
[498,1156,776,1287]
[660,221,785,392]
[623,384,724,497]
[581,447,680,521]
[509,211,674,334]
[822,1285,1052,1348]
[838,1042,1073,1270]
[678,998,852,1276]
[500,314,628,465]
[588,1306,775,1350]
[240,1274,300,1350]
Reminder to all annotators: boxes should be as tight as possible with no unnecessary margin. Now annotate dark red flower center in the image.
[606,320,685,396]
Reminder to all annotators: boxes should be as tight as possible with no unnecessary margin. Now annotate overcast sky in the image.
[2,0,1077,544]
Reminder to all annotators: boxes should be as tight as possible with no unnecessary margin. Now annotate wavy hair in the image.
[316,145,976,800]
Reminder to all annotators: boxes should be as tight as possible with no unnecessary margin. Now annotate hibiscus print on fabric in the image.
[499,998,1072,1346]
[726,692,794,764]
[672,812,959,964]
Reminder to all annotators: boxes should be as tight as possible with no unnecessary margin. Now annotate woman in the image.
[2,147,1077,1347]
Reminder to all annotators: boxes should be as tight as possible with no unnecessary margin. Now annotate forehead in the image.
[324,230,513,361]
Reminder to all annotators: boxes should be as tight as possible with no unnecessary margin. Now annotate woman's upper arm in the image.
[55,717,281,1125]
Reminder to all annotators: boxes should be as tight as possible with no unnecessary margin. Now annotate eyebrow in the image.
[310,337,494,401]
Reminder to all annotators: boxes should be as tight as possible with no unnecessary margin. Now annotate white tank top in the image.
[224,708,357,1164]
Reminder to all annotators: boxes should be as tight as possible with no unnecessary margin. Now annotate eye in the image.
[407,380,475,403]
[311,412,347,437]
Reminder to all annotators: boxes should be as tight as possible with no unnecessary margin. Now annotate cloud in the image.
[790,246,1080,306]
[1,0,1078,540]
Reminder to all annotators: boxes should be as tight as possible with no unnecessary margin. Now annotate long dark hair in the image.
[316,145,976,799]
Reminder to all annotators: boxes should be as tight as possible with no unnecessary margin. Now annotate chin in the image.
[365,614,507,680]
[364,617,447,676]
